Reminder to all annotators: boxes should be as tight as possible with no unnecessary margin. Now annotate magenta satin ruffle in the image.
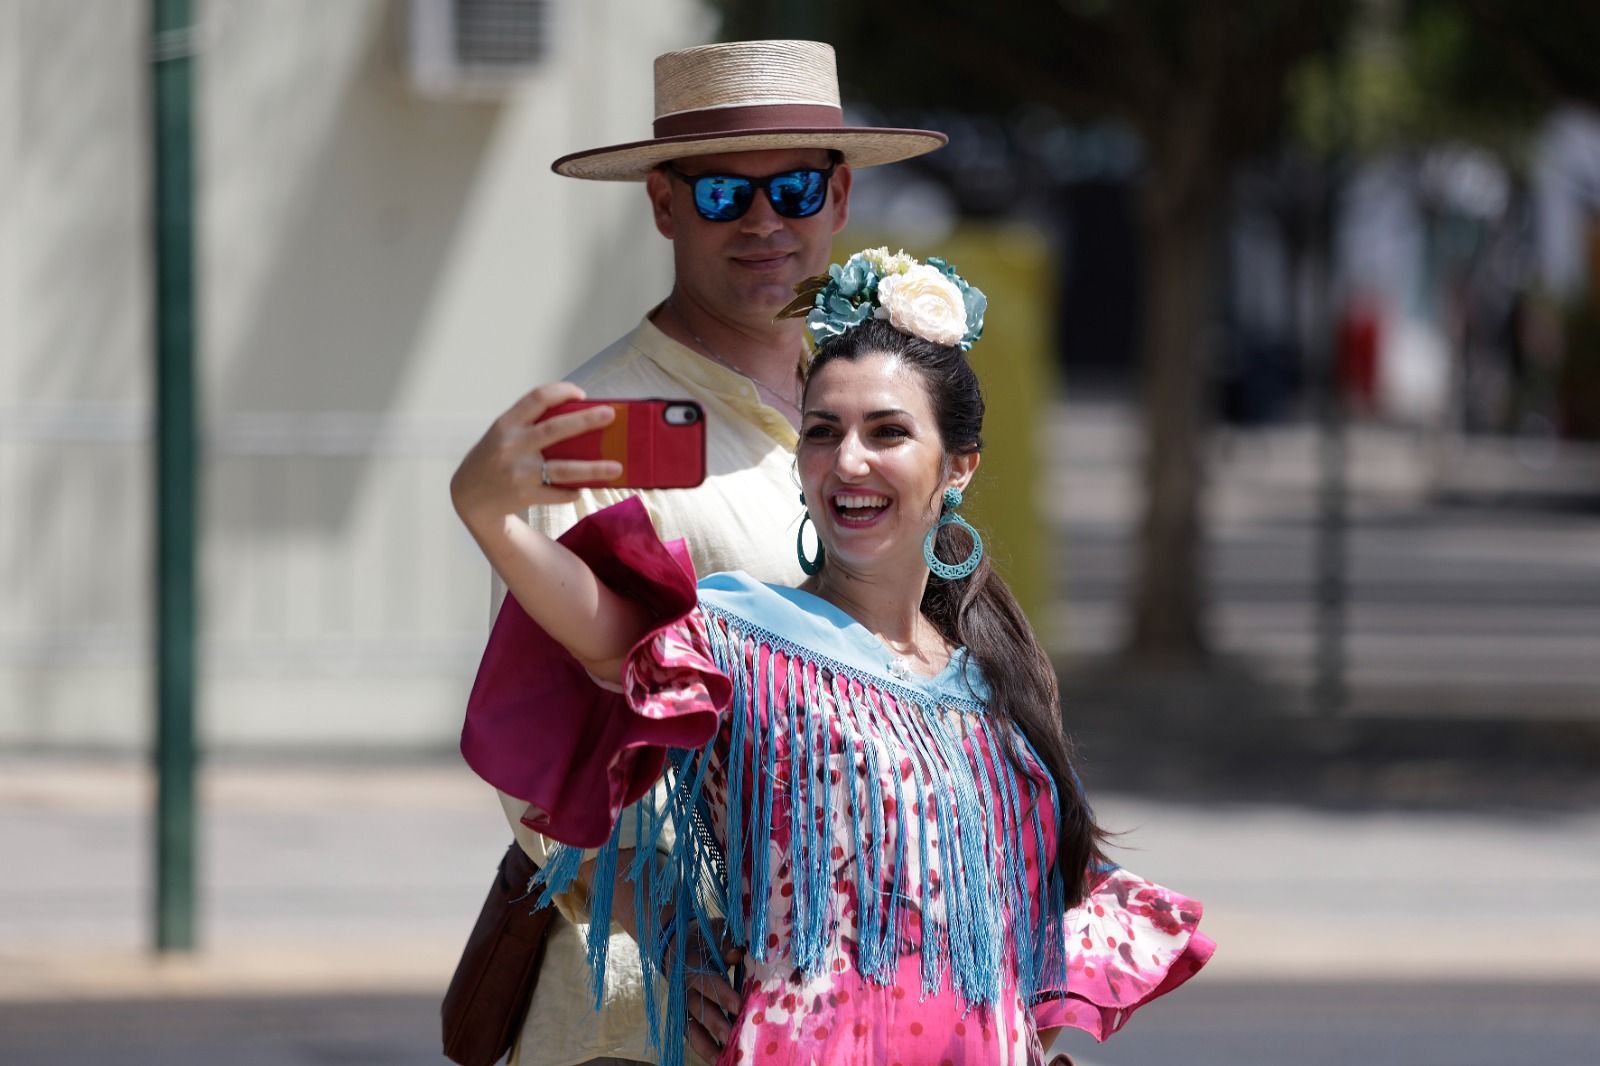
[459,496,728,848]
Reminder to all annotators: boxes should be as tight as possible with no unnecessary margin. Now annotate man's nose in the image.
[738,190,784,238]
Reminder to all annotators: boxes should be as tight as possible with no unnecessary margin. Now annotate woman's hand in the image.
[450,382,648,674]
[675,926,745,1064]
[450,382,621,531]
[606,865,746,1065]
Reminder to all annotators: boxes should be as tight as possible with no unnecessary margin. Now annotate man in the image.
[449,40,945,1066]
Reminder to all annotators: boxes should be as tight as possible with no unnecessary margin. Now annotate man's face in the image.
[647,147,851,329]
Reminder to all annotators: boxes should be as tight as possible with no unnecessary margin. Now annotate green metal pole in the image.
[151,0,198,953]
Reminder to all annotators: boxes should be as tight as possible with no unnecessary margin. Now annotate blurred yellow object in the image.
[832,226,1056,637]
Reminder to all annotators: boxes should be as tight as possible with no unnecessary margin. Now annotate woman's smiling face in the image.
[798,352,965,575]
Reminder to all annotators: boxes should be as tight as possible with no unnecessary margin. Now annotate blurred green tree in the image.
[1294,0,1600,156]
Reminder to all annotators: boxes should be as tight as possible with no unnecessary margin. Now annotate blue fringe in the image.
[865,682,924,986]
[548,605,1081,1066]
[1032,767,1070,990]
[710,621,748,946]
[842,678,891,983]
[981,715,1037,1000]
[749,641,779,960]
[929,703,1003,1006]
[892,688,966,998]
[629,802,663,1051]
[583,830,622,1010]
[783,658,811,972]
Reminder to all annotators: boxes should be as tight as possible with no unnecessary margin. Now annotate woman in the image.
[454,251,1212,1066]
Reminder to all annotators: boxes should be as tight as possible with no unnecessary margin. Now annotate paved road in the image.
[0,981,1594,1066]
[1060,980,1600,1066]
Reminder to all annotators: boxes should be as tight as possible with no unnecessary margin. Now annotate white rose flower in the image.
[876,264,967,345]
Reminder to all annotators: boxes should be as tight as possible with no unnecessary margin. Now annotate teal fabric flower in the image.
[795,249,987,352]
[829,253,879,300]
[807,292,875,343]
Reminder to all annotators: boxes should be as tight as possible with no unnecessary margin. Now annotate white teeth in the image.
[836,494,889,508]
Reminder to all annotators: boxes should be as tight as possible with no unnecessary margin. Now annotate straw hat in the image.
[552,40,947,181]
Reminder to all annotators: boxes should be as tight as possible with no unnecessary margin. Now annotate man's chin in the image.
[728,275,805,319]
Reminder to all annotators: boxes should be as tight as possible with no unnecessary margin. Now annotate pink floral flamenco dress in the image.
[462,499,1214,1066]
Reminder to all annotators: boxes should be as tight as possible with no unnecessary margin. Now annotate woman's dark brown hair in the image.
[803,316,1108,903]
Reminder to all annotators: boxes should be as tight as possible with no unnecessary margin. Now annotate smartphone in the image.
[537,398,707,489]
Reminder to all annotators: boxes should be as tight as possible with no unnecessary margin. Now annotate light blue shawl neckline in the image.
[697,570,991,712]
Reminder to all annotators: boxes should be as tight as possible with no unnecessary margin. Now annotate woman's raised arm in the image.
[451,381,651,680]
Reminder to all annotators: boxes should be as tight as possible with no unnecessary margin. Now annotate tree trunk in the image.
[1126,178,1222,662]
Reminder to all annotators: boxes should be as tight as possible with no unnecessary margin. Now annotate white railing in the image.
[0,406,495,746]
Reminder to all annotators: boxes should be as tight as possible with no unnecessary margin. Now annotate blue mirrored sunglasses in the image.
[664,162,838,222]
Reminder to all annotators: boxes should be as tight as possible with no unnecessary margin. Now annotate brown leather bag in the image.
[441,842,557,1066]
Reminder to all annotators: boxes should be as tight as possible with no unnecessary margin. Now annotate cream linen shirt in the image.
[491,314,805,1066]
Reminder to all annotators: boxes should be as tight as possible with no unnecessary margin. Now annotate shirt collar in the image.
[632,311,800,449]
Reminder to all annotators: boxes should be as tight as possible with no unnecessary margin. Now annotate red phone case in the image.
[537,399,707,489]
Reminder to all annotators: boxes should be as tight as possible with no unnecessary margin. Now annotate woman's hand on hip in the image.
[680,929,745,1063]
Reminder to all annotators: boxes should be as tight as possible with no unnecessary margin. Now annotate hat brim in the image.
[551,127,948,182]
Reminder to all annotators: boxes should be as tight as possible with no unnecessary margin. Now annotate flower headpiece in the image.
[778,247,987,352]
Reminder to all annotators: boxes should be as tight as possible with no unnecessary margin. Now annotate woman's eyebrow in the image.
[802,408,913,422]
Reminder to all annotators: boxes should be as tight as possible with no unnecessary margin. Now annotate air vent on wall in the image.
[408,0,550,98]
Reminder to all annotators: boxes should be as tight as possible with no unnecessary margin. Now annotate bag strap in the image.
[441,843,558,1066]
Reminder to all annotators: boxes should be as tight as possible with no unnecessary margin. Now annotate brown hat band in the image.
[653,103,843,139]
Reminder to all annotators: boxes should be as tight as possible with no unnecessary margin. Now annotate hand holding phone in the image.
[537,398,707,489]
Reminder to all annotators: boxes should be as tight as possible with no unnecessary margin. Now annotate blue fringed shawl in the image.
[533,572,1071,1066]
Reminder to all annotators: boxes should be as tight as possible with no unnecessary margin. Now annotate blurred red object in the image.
[1338,293,1383,409]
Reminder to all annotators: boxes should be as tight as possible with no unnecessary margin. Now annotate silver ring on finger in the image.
[540,461,552,487]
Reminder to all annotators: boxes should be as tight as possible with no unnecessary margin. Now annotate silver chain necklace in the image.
[667,300,803,419]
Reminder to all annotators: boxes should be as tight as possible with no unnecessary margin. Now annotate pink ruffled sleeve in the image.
[460,497,731,849]
[1031,866,1216,1040]
[622,606,729,729]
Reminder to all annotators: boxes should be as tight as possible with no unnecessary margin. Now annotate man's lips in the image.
[731,250,795,270]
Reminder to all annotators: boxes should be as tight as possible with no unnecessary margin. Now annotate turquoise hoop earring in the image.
[923,486,983,580]
[796,493,825,576]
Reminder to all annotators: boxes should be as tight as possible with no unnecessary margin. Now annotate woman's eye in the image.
[802,425,836,440]
[875,425,909,439]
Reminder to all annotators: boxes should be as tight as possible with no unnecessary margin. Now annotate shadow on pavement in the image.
[1061,654,1600,815]
[0,994,450,1066]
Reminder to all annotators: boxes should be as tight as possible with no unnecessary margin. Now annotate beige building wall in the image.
[0,0,708,749]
